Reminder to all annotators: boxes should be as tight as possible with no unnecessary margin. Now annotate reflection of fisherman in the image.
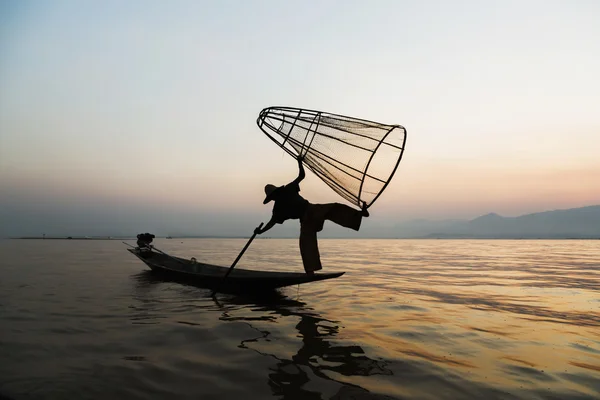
[255,155,369,274]
[241,303,394,399]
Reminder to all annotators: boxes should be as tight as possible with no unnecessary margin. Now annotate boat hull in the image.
[127,248,344,292]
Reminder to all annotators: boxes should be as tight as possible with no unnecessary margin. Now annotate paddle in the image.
[211,222,264,297]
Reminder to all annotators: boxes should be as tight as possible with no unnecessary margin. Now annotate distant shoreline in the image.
[12,237,130,240]
[9,236,600,240]
[9,236,246,240]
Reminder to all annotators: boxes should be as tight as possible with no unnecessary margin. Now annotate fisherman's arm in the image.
[292,154,305,185]
[255,217,277,235]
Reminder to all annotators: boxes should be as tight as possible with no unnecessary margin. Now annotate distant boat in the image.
[166,236,173,239]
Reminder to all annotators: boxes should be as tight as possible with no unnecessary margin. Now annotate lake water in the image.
[0,239,598,399]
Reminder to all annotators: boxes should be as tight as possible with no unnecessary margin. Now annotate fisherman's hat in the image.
[263,184,281,204]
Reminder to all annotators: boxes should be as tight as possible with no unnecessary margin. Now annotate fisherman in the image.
[255,155,369,275]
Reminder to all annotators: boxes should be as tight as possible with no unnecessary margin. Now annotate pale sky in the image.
[1,0,599,237]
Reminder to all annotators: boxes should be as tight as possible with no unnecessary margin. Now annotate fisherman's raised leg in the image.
[325,203,365,231]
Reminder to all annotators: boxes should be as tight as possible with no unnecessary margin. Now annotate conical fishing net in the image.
[257,106,407,209]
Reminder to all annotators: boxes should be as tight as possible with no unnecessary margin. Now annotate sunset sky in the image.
[1,0,599,237]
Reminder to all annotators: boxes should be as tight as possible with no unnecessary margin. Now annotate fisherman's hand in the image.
[361,201,370,217]
[254,227,262,235]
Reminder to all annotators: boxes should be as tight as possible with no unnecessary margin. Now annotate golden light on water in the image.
[1,238,598,399]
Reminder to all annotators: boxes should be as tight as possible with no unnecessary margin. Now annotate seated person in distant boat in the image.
[255,155,369,275]
[136,233,155,250]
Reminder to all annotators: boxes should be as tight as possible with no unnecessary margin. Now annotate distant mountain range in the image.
[391,205,600,239]
[5,205,599,240]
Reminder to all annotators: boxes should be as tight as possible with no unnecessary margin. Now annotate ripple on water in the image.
[0,238,599,400]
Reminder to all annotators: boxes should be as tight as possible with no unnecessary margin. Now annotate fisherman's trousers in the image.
[299,203,363,273]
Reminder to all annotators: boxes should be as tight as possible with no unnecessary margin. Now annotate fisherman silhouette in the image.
[255,155,369,274]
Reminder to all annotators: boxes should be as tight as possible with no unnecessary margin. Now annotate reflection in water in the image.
[2,239,599,400]
[127,240,600,400]
[216,296,395,399]
[133,270,396,398]
[220,296,393,399]
[124,239,600,400]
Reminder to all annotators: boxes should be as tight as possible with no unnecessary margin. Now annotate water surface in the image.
[0,239,598,399]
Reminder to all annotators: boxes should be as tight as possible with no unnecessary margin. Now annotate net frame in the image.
[257,106,407,209]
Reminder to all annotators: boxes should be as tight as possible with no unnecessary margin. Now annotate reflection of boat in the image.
[126,247,344,292]
[129,270,394,399]
[215,293,395,399]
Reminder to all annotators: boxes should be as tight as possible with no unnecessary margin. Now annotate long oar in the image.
[211,223,263,297]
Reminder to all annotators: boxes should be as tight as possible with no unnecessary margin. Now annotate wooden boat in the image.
[126,247,344,292]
